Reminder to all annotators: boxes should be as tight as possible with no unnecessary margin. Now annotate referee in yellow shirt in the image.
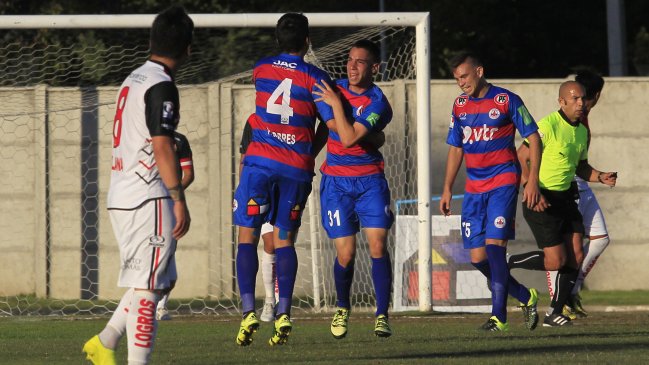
[508,81,617,327]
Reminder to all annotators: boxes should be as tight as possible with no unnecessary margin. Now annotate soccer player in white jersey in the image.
[82,6,192,365]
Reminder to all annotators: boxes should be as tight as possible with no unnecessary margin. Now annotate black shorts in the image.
[523,188,584,248]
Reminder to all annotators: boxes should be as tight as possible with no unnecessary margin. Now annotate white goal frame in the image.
[0,12,433,312]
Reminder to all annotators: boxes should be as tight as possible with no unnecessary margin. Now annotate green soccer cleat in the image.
[330,307,350,339]
[268,314,292,346]
[562,305,578,320]
[82,335,116,365]
[520,287,539,330]
[480,316,509,332]
[569,293,588,318]
[374,314,392,338]
[236,311,261,346]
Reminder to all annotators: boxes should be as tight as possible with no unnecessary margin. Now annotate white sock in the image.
[573,236,610,294]
[99,288,133,350]
[262,251,276,303]
[127,290,159,365]
[546,270,557,301]
[157,293,169,310]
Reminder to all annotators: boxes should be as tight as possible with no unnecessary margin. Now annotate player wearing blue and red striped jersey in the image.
[233,13,334,347]
[314,40,394,339]
[439,52,543,332]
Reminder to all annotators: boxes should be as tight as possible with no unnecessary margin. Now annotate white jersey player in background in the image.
[83,6,192,365]
[546,70,610,319]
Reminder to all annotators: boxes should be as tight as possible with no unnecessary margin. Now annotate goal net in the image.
[0,13,439,316]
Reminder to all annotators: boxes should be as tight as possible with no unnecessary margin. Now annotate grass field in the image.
[1,291,648,365]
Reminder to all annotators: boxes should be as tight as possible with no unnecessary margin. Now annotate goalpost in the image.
[0,12,433,315]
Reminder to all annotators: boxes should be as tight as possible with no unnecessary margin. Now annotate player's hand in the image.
[599,171,617,187]
[313,80,341,107]
[172,200,190,240]
[532,193,549,212]
[439,191,452,216]
[521,181,541,209]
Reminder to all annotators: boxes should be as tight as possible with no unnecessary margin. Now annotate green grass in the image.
[1,291,649,364]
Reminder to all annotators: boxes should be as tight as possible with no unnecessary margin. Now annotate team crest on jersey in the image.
[459,112,467,120]
[148,235,166,247]
[488,108,501,120]
[232,199,238,212]
[494,216,506,229]
[247,198,269,216]
[455,96,468,107]
[494,93,509,105]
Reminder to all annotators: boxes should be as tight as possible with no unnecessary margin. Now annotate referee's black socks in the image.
[550,266,579,315]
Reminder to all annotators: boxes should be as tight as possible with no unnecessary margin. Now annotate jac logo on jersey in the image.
[494,93,509,105]
[162,101,174,120]
[455,96,468,107]
[488,108,501,120]
[462,124,499,144]
[273,60,298,69]
[494,216,506,229]
[232,199,238,212]
[448,116,454,129]
[459,112,467,120]
[356,105,364,117]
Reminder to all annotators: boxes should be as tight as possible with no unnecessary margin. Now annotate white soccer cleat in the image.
[260,301,275,322]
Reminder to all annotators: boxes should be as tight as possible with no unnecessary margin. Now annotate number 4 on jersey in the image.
[266,78,294,124]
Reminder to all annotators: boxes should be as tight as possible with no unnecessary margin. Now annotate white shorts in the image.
[109,198,177,290]
[577,184,608,237]
[261,222,274,236]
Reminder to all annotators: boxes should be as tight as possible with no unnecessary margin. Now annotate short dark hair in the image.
[352,39,381,64]
[275,13,309,53]
[150,5,194,59]
[448,51,483,71]
[575,69,605,99]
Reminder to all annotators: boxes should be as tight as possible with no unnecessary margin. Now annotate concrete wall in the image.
[0,77,646,300]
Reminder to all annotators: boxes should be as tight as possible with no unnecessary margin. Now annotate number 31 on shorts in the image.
[328,209,340,227]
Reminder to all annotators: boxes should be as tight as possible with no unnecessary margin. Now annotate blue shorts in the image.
[461,185,517,249]
[233,165,311,232]
[319,174,393,239]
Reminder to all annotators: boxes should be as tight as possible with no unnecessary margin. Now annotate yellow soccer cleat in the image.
[330,307,350,339]
[236,312,261,346]
[374,314,392,337]
[480,316,509,332]
[520,288,539,330]
[82,335,116,365]
[268,314,292,346]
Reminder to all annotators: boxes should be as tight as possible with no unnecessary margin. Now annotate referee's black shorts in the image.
[522,187,584,248]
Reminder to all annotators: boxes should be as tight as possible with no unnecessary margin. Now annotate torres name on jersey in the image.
[108,60,180,209]
[320,79,392,177]
[242,53,334,182]
[446,85,537,193]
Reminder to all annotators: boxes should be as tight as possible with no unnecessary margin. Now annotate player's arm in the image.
[238,118,253,177]
[176,133,195,190]
[180,163,194,190]
[576,160,617,187]
[314,81,369,147]
[146,82,190,239]
[440,146,463,216]
[312,118,329,157]
[522,132,541,209]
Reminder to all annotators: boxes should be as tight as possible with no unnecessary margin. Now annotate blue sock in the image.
[486,245,509,323]
[334,258,354,309]
[472,260,530,304]
[236,243,258,315]
[371,254,392,317]
[276,246,298,317]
